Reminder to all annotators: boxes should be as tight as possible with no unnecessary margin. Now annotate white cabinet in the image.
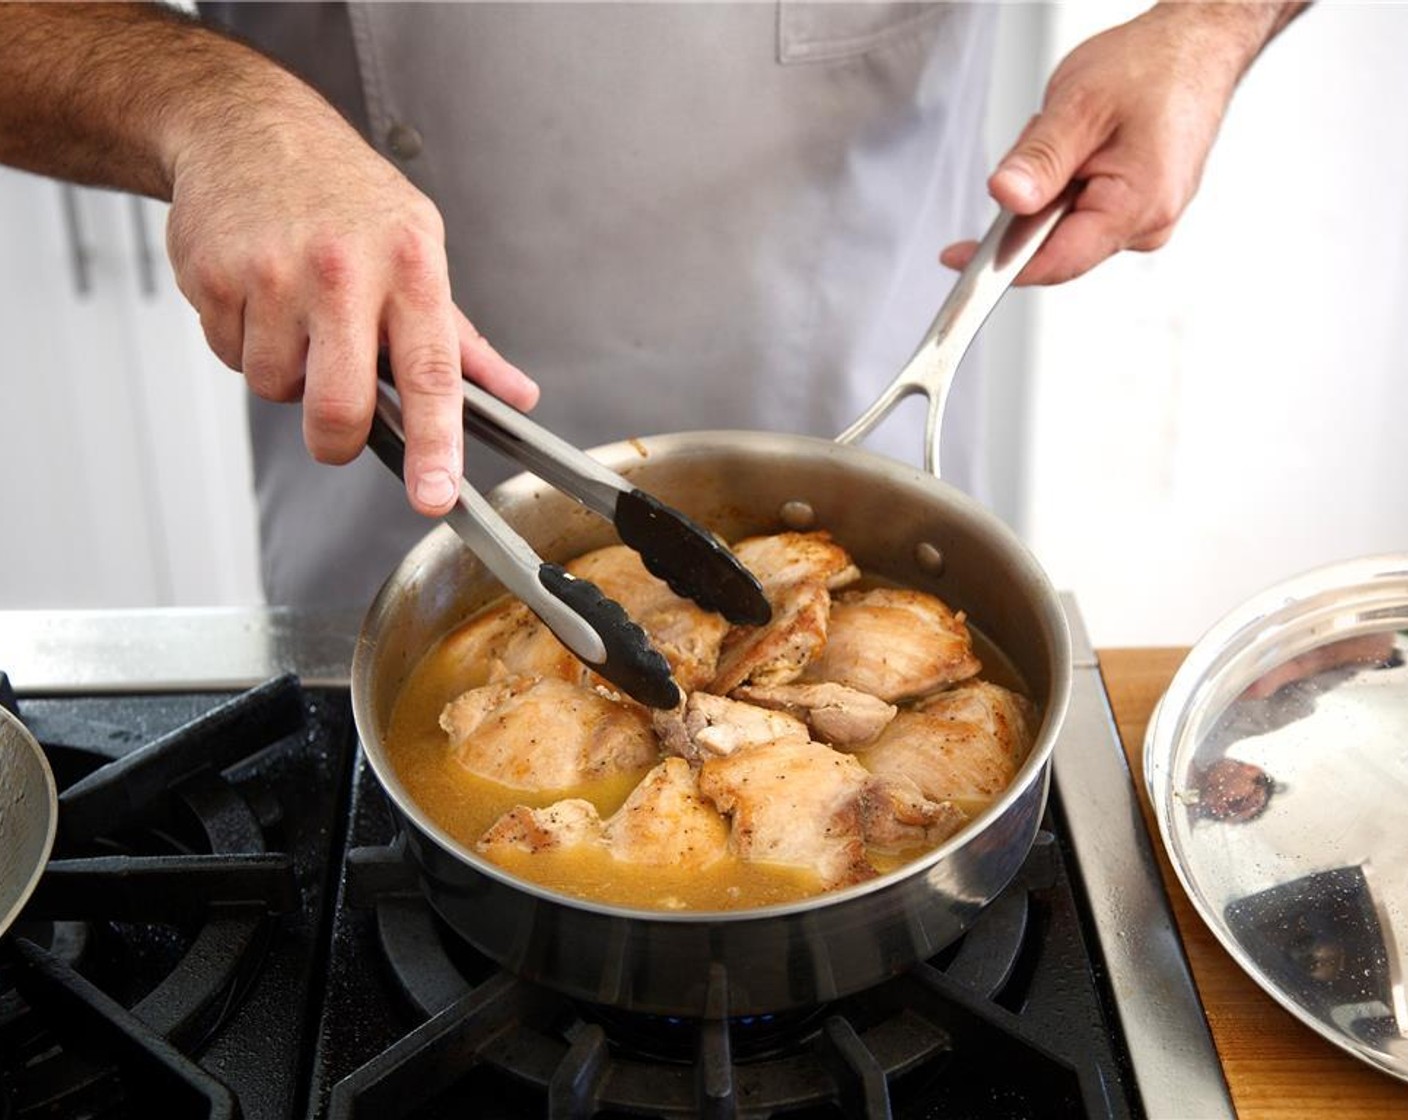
[0,169,262,608]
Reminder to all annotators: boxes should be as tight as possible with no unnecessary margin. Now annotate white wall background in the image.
[1,3,1405,650]
[1003,1,1408,646]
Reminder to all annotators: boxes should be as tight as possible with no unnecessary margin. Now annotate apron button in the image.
[386,122,424,160]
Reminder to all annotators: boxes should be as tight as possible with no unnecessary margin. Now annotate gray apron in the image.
[201,2,997,608]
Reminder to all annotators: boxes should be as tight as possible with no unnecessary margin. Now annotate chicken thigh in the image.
[437,598,585,687]
[729,531,860,592]
[708,578,832,694]
[707,532,860,695]
[917,679,1037,752]
[801,587,982,703]
[858,774,968,853]
[698,738,877,888]
[475,798,603,855]
[855,681,1037,807]
[477,757,730,871]
[440,675,659,791]
[732,681,897,747]
[567,545,730,692]
[654,689,811,764]
[600,757,731,868]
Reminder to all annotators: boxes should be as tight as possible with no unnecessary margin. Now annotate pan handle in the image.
[836,187,1076,476]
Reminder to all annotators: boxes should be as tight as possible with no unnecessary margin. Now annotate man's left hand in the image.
[941,2,1306,285]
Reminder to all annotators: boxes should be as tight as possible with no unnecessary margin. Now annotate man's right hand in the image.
[0,2,538,518]
[164,67,538,516]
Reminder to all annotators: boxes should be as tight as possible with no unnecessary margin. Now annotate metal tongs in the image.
[367,355,770,710]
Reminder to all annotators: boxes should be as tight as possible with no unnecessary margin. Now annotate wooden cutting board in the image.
[1097,648,1408,1118]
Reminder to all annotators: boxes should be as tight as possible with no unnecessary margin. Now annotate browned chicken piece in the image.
[708,578,832,694]
[800,587,982,703]
[855,681,1037,806]
[475,798,603,856]
[706,531,863,695]
[653,690,811,763]
[567,545,730,692]
[440,675,660,791]
[475,759,729,870]
[698,738,877,889]
[858,774,969,853]
[915,680,1037,753]
[730,531,861,594]
[439,674,527,739]
[732,681,898,747]
[437,597,585,686]
[601,757,730,869]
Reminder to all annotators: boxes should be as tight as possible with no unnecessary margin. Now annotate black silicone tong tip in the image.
[613,490,772,627]
[538,565,681,710]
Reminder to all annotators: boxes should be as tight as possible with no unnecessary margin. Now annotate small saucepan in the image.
[351,197,1074,1017]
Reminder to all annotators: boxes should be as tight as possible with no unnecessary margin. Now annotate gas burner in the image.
[0,676,355,1120]
[576,1002,833,1064]
[314,804,1133,1120]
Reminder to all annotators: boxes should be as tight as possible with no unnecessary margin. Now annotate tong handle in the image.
[367,386,605,664]
[375,354,770,627]
[374,353,624,515]
[367,384,680,709]
[461,378,626,517]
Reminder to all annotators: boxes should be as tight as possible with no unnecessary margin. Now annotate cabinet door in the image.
[0,169,262,608]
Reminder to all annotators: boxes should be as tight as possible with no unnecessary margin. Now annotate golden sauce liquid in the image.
[383,589,1031,912]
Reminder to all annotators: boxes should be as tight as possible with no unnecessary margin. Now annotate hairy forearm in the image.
[0,2,539,518]
[1148,1,1310,81]
[0,2,333,200]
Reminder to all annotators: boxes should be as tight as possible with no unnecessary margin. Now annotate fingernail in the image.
[995,163,1038,204]
[415,469,457,508]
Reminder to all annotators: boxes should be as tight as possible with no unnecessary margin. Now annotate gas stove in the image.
[0,599,1232,1118]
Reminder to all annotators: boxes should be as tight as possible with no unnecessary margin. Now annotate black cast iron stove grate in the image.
[0,674,355,1120]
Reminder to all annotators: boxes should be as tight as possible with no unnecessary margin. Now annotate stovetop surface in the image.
[1,680,353,1120]
[1,677,1138,1120]
[0,602,1233,1119]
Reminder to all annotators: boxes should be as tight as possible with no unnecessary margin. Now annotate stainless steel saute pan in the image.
[352,197,1074,1017]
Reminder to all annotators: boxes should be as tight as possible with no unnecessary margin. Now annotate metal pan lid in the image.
[0,705,57,939]
[1145,554,1408,1082]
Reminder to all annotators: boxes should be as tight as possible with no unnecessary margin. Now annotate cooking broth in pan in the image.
[383,531,1036,911]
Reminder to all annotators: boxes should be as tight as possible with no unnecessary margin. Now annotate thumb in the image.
[991,102,1107,214]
